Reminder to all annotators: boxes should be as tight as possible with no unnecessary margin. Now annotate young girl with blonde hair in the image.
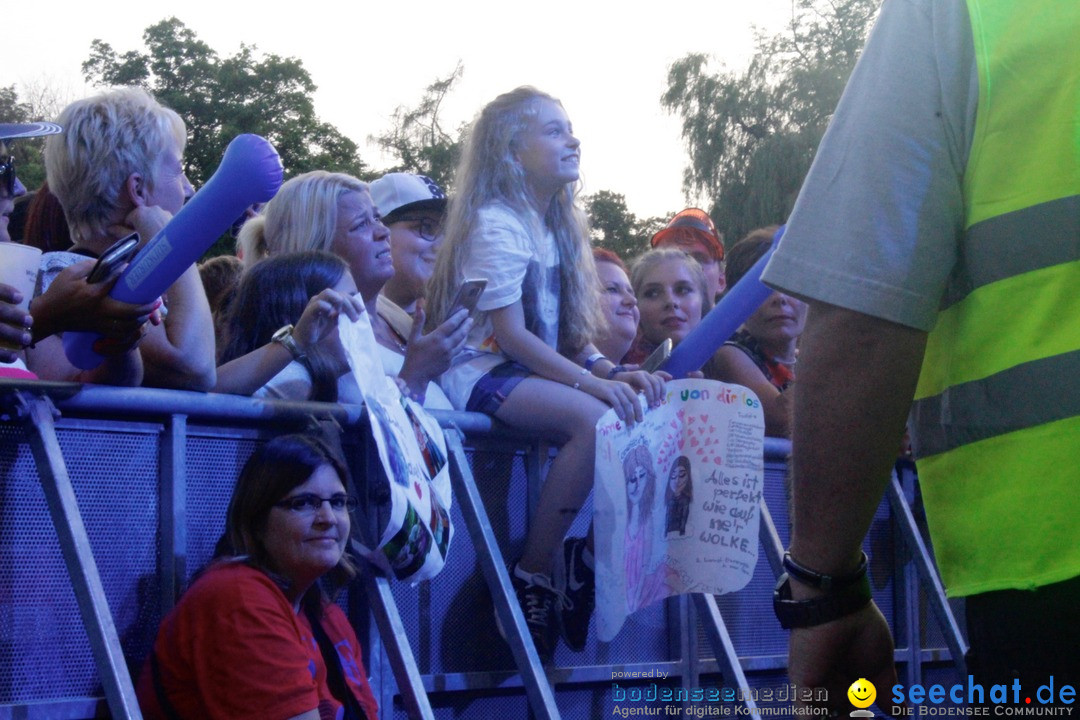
[427,87,665,659]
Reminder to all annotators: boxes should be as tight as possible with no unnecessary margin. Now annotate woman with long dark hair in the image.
[664,455,693,537]
[216,251,363,401]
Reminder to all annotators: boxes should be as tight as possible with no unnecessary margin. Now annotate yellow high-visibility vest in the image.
[910,0,1080,597]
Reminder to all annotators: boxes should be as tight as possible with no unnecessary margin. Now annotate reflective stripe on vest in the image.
[909,0,1080,597]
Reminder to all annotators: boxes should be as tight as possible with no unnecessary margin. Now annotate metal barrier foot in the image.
[362,566,436,719]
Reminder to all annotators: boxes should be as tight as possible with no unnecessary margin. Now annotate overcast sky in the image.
[6,0,795,219]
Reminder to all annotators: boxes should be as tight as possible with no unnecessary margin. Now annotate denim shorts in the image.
[465,361,532,415]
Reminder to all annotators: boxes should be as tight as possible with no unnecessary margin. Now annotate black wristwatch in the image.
[773,552,872,629]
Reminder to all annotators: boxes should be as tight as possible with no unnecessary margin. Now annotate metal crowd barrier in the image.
[0,379,966,719]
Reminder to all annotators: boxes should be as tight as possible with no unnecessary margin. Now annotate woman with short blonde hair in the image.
[32,89,214,390]
[45,87,187,244]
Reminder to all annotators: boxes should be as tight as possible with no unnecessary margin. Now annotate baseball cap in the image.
[0,122,63,142]
[650,208,725,261]
[370,172,447,225]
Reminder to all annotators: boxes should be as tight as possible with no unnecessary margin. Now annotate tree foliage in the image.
[662,0,881,244]
[585,190,671,264]
[82,18,366,186]
[371,64,465,191]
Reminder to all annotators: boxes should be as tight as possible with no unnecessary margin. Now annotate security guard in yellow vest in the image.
[761,0,1079,706]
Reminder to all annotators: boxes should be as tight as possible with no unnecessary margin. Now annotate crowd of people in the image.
[8,2,1074,707]
[0,83,803,711]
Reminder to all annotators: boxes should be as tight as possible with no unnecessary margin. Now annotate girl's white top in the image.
[438,203,561,410]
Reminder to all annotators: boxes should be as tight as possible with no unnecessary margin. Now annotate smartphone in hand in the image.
[448,278,487,318]
[87,233,139,284]
[641,337,673,373]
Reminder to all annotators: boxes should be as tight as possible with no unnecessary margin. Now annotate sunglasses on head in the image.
[0,155,14,197]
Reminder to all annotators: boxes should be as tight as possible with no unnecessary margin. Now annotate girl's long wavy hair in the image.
[220,251,349,402]
[426,86,601,355]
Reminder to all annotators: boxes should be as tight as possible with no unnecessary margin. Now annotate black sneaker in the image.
[498,564,560,664]
[557,537,595,652]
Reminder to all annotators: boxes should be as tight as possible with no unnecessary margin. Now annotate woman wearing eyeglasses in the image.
[137,434,378,720]
[371,172,447,320]
[1,129,42,369]
[370,172,461,410]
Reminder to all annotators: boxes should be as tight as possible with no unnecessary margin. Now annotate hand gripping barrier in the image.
[64,134,284,369]
[662,225,784,378]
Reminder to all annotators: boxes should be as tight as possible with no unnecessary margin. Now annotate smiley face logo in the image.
[847,678,876,709]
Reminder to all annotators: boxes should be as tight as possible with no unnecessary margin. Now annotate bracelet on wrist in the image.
[584,353,607,371]
[606,364,627,379]
[773,551,872,629]
[572,366,589,390]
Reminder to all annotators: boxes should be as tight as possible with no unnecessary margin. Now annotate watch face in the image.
[271,324,304,360]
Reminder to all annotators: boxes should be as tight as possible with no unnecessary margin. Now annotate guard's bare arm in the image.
[785,301,927,702]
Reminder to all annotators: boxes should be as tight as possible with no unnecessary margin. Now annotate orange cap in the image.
[650,208,724,261]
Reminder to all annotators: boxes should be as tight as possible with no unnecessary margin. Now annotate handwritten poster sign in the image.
[593,379,765,640]
[339,312,453,583]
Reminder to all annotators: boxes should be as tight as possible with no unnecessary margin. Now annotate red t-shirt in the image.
[136,562,378,720]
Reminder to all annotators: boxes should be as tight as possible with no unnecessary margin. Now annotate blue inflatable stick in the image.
[64,134,283,369]
[662,225,784,379]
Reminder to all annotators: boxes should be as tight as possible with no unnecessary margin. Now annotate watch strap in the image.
[782,551,867,591]
[772,572,872,629]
